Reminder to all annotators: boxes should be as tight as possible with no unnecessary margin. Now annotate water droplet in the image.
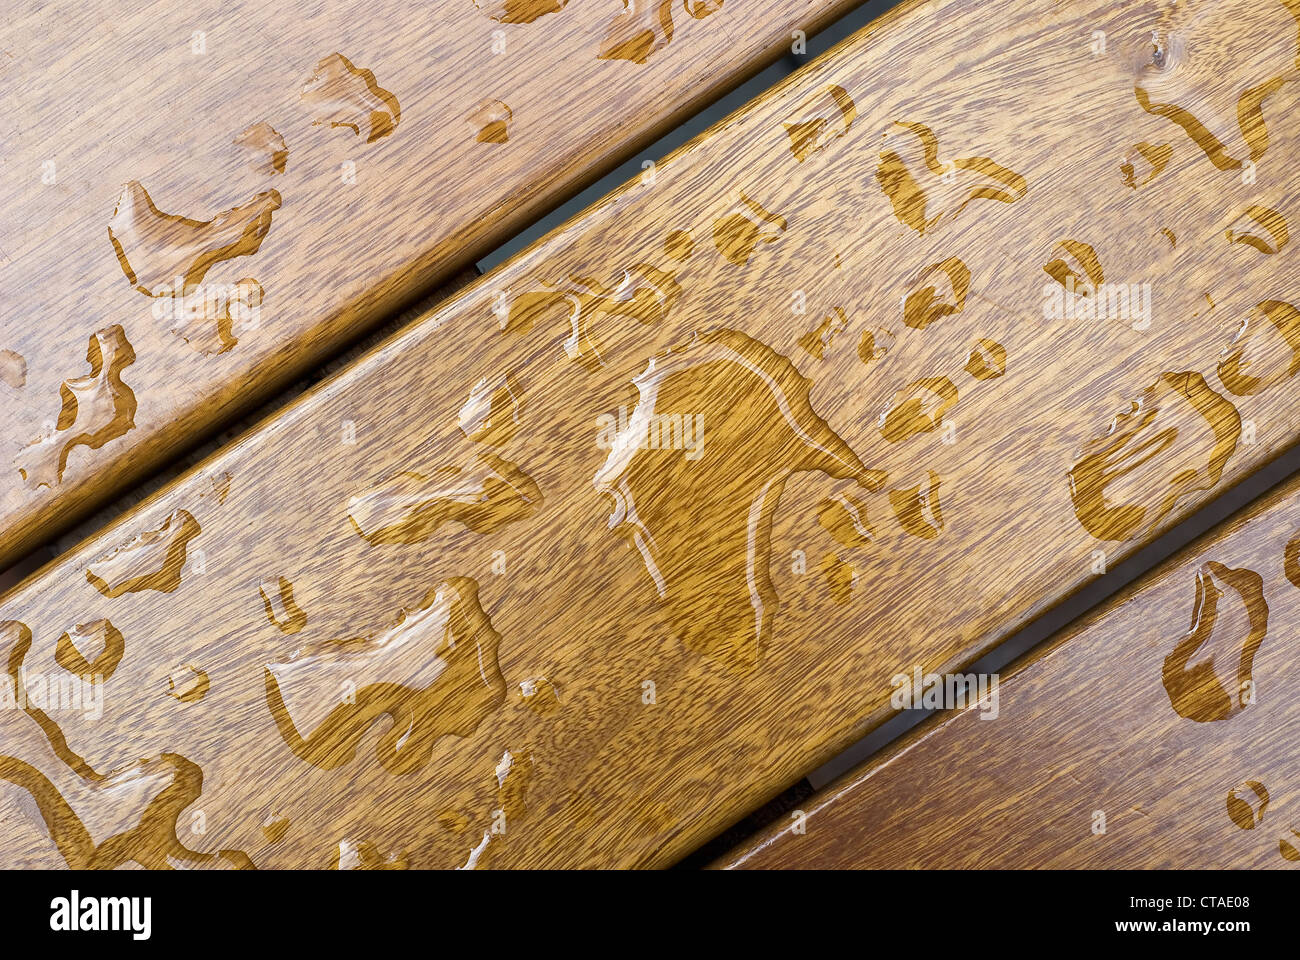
[712,194,786,266]
[857,328,892,366]
[1069,372,1241,541]
[598,0,723,63]
[261,813,290,843]
[4,620,96,779]
[469,99,512,143]
[1225,204,1289,255]
[502,260,683,367]
[889,471,945,539]
[1134,4,1298,171]
[784,84,856,162]
[816,492,874,546]
[264,578,506,773]
[517,675,560,714]
[1286,532,1300,588]
[592,328,883,663]
[165,665,210,703]
[0,701,251,871]
[260,576,307,634]
[233,121,288,174]
[1282,831,1300,861]
[875,120,1027,235]
[55,620,125,682]
[903,257,970,329]
[458,372,523,445]
[203,471,233,504]
[300,53,400,143]
[496,748,532,824]
[1120,141,1172,188]
[108,181,280,296]
[473,0,568,22]
[797,307,848,358]
[964,338,1007,380]
[331,838,407,869]
[858,331,877,367]
[85,508,201,598]
[348,453,542,544]
[878,377,958,443]
[1225,779,1269,829]
[1043,239,1104,294]
[167,277,263,356]
[0,349,25,389]
[663,229,694,261]
[1217,300,1300,395]
[15,326,136,489]
[1163,561,1267,723]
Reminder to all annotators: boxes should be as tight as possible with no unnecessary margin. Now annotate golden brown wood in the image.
[717,471,1300,869]
[4,0,1300,868]
[0,267,481,596]
[0,0,856,567]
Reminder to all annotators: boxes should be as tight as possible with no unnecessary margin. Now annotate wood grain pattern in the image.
[4,0,1300,868]
[717,470,1300,870]
[0,0,856,568]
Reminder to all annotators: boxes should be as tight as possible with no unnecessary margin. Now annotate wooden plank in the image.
[0,267,479,595]
[716,469,1300,870]
[0,0,856,568]
[4,0,1300,868]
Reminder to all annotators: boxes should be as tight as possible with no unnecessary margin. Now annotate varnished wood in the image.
[0,266,481,598]
[4,0,1300,868]
[0,0,856,567]
[717,470,1300,869]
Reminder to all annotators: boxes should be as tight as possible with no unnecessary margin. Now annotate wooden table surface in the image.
[717,465,1300,869]
[4,0,1300,868]
[0,0,856,568]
